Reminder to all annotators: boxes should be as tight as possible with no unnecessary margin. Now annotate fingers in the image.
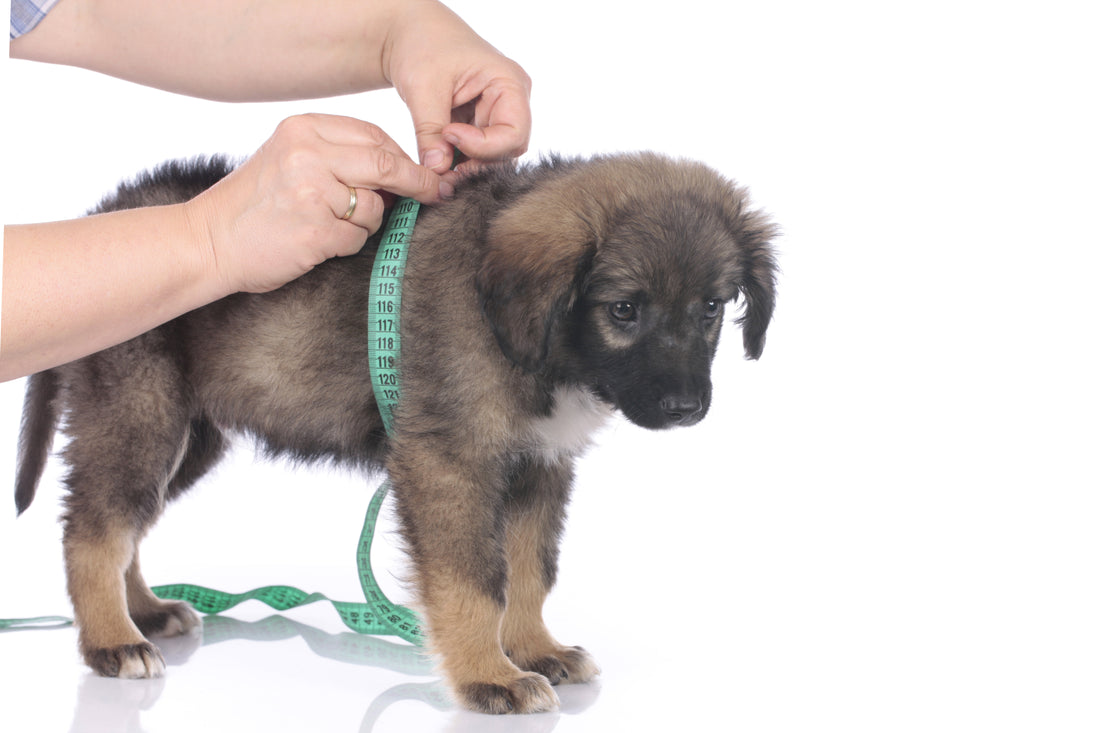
[403,81,462,174]
[335,185,386,237]
[440,78,532,164]
[330,142,450,206]
[383,0,533,171]
[275,113,449,215]
[406,71,532,172]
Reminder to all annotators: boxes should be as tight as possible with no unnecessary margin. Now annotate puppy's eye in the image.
[609,301,638,322]
[703,299,723,319]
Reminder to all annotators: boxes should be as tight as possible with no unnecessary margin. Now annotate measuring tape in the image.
[3,199,426,644]
[358,197,424,640]
[0,615,72,630]
[367,197,418,433]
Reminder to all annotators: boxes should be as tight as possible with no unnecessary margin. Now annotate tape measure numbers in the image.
[367,197,419,433]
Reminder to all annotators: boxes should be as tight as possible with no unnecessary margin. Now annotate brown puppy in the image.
[15,153,778,714]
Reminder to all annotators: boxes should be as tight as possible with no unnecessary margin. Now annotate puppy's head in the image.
[477,153,778,429]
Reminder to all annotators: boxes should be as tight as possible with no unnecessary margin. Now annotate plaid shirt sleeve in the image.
[11,0,62,40]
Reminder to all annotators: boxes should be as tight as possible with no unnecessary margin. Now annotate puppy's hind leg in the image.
[65,528,167,678]
[59,350,194,678]
[126,547,200,639]
[128,419,227,639]
[501,458,600,687]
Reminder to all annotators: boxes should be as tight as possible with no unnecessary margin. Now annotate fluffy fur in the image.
[15,153,778,713]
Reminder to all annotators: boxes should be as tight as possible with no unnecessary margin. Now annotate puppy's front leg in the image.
[501,457,600,686]
[390,449,559,714]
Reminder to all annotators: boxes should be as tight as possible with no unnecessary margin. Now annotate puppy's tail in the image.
[15,371,60,516]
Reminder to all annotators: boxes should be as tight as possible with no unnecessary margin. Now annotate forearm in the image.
[9,0,413,101]
[0,206,226,381]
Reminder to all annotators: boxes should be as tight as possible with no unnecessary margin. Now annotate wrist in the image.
[382,0,464,88]
[177,196,237,303]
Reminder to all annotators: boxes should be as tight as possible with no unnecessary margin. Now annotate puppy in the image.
[15,153,778,714]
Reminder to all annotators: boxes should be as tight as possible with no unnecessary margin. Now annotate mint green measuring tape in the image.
[153,197,425,643]
[1,200,425,642]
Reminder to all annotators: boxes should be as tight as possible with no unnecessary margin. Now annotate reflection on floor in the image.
[29,612,604,733]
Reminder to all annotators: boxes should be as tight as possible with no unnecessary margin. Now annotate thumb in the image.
[404,84,457,174]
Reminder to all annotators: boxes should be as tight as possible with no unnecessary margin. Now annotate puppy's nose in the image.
[660,395,703,423]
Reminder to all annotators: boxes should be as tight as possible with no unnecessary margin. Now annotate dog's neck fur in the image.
[526,386,613,464]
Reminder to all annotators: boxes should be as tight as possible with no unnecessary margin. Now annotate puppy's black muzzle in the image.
[659,394,705,425]
[611,374,712,430]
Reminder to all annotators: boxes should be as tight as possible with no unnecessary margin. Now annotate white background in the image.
[2,1,1098,731]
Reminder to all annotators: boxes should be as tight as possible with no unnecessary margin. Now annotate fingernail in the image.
[422,148,445,171]
[439,181,455,200]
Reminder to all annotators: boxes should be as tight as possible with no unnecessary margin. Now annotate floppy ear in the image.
[476,192,597,372]
[728,199,780,360]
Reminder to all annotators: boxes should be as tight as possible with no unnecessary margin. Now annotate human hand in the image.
[382,0,532,176]
[186,113,450,294]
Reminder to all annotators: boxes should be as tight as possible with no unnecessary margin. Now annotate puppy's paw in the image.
[132,600,201,638]
[513,645,601,686]
[85,642,166,679]
[458,672,560,714]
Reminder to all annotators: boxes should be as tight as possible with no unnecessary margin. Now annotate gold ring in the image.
[340,186,358,220]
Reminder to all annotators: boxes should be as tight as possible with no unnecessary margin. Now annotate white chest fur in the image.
[527,386,614,464]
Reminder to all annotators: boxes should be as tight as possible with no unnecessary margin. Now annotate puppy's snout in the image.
[659,395,704,424]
